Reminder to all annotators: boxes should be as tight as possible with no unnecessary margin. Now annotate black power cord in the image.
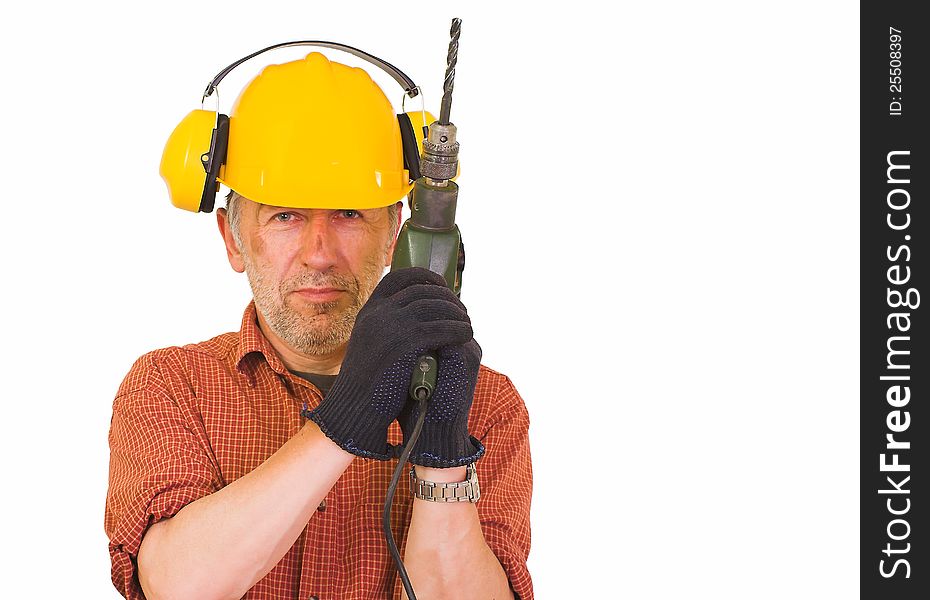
[383,393,429,600]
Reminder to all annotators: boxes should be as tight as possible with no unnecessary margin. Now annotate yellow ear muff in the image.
[160,109,223,212]
[401,109,460,180]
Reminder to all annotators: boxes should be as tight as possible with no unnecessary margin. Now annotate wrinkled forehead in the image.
[237,194,392,216]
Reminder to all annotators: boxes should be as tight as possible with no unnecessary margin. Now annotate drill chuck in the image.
[420,121,459,181]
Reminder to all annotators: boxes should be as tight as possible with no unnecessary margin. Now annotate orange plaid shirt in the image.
[105,302,533,599]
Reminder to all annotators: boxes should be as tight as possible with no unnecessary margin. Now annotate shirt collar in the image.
[235,301,290,377]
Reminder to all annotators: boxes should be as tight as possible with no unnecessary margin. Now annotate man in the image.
[104,51,533,599]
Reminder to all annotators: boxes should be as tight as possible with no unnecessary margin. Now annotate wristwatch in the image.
[409,463,480,503]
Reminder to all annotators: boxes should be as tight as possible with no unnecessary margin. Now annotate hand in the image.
[303,268,472,460]
[395,339,485,468]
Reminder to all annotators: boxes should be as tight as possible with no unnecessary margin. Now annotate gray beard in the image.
[243,253,383,357]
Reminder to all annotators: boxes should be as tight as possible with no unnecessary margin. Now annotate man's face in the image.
[220,198,399,356]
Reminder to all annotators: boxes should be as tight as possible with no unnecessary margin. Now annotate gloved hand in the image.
[303,267,473,460]
[395,339,486,468]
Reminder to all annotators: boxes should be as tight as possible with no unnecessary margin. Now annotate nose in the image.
[298,211,339,272]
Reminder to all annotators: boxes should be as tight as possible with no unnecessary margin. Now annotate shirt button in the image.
[309,596,319,600]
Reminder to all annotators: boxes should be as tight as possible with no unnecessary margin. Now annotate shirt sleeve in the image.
[475,375,534,600]
[104,350,223,599]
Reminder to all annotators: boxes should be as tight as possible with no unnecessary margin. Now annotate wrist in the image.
[413,465,467,483]
[300,420,356,463]
[301,405,392,461]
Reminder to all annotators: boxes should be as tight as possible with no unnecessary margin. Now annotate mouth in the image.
[293,287,345,302]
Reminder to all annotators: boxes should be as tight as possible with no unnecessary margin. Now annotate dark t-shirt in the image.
[289,371,338,398]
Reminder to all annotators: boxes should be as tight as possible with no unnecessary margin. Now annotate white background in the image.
[0,1,858,598]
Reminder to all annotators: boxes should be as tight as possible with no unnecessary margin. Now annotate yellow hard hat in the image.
[161,51,434,212]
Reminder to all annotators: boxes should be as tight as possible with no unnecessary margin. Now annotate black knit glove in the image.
[395,339,486,468]
[303,268,473,460]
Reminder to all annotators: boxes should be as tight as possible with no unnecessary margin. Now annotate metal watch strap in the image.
[409,463,480,503]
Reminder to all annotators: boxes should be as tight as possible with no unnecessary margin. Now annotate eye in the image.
[273,212,295,222]
[339,210,361,219]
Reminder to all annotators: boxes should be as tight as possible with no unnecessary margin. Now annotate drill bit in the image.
[420,18,461,183]
[438,18,461,125]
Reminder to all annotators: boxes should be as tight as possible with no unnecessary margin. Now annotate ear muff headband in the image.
[201,40,420,102]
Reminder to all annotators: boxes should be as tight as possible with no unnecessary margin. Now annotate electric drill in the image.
[390,18,463,402]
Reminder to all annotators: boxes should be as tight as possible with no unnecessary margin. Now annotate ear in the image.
[385,201,403,266]
[216,207,245,273]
